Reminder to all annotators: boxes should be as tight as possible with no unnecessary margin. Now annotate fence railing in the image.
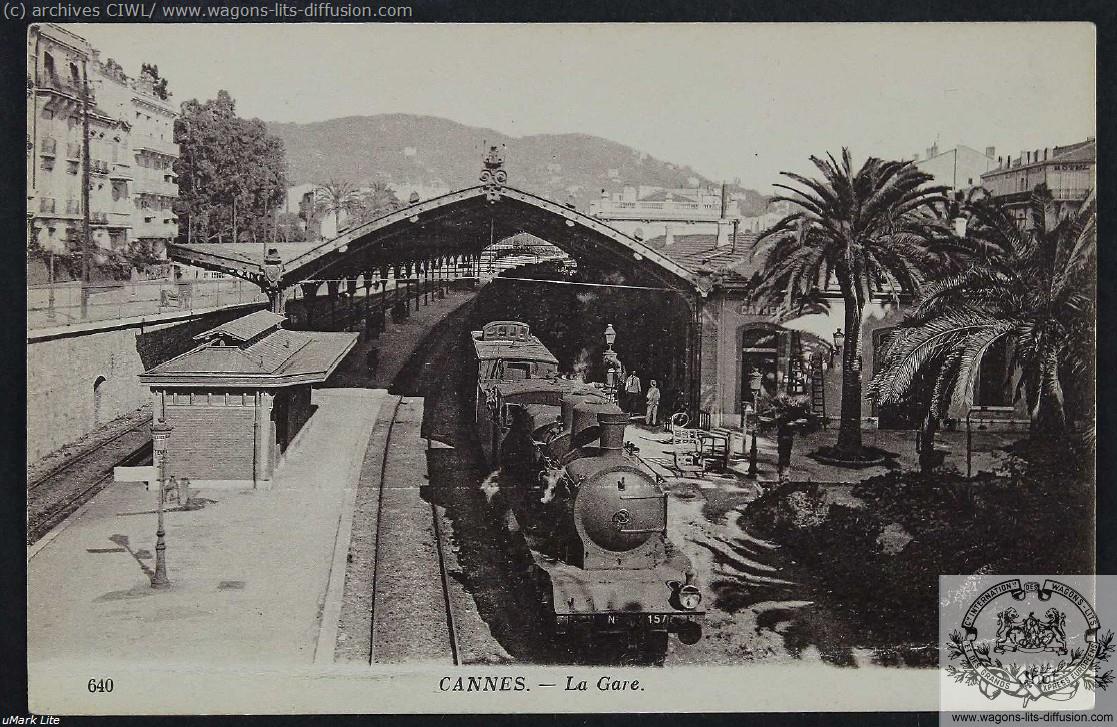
[27,277,268,331]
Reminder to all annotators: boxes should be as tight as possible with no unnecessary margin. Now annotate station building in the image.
[139,310,357,488]
[638,228,1026,430]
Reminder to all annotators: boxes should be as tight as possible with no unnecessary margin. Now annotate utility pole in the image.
[80,60,92,320]
[232,194,237,244]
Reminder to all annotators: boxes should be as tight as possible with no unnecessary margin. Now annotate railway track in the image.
[27,435,152,546]
[368,395,462,665]
[29,418,151,493]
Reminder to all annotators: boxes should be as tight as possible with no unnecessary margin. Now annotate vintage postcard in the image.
[23,18,1098,716]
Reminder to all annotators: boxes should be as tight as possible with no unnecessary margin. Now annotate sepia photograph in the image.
[21,18,1098,715]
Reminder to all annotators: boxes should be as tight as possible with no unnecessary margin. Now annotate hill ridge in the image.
[267,113,769,214]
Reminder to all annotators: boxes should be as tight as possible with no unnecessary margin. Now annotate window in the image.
[68,63,80,85]
[40,157,53,171]
[506,362,531,380]
[41,108,54,121]
[66,160,78,175]
[43,52,55,78]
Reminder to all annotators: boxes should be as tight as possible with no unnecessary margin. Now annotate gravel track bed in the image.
[27,417,153,546]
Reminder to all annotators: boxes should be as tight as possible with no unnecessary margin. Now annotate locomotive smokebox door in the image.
[570,462,667,570]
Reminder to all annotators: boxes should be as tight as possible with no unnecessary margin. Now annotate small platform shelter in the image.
[139,310,358,489]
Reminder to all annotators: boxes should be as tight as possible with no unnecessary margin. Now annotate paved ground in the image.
[27,386,382,667]
[27,289,477,670]
[628,423,1023,484]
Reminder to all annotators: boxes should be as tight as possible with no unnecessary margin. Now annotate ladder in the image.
[810,367,827,426]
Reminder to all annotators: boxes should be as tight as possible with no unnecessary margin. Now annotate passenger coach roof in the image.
[473,337,558,364]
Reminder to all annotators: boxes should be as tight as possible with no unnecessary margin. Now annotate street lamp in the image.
[151,417,173,589]
[747,368,764,478]
[832,328,845,366]
[604,323,616,351]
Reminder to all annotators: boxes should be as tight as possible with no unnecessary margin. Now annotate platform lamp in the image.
[151,417,173,589]
[747,368,763,478]
[603,324,619,403]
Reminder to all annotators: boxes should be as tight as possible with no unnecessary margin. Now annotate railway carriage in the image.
[471,320,704,658]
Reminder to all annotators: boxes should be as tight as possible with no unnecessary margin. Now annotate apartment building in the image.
[588,184,745,241]
[26,23,180,271]
[980,138,1096,226]
[92,51,180,254]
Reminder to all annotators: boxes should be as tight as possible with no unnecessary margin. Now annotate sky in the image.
[69,22,1095,192]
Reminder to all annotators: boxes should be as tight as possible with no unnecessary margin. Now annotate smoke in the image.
[539,467,565,504]
[571,347,592,381]
[479,470,501,504]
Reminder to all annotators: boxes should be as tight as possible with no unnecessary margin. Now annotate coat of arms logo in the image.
[945,578,1114,707]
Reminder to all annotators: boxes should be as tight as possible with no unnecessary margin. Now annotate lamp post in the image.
[603,323,620,404]
[832,328,845,366]
[747,368,763,477]
[151,417,173,589]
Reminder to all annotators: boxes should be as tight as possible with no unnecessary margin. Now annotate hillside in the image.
[267,114,769,214]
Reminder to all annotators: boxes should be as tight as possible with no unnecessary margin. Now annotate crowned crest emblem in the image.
[262,247,283,288]
[944,578,1114,708]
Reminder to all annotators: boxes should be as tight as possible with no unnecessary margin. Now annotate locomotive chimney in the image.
[598,409,628,451]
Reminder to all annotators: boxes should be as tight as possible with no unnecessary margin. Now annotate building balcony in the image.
[91,211,132,228]
[109,164,133,180]
[90,160,111,175]
[133,219,178,239]
[133,136,180,158]
[991,186,1094,205]
[36,73,84,100]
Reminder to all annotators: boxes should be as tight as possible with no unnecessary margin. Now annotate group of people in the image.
[621,370,662,427]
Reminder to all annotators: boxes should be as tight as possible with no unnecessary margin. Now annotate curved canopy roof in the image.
[168,185,711,297]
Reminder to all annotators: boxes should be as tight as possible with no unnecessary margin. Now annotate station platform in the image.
[27,290,476,675]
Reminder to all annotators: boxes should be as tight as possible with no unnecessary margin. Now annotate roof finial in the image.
[481,143,508,202]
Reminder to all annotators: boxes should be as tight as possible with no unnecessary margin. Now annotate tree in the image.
[868,186,1096,451]
[174,91,289,244]
[140,62,169,100]
[314,179,363,233]
[351,180,402,225]
[749,149,948,459]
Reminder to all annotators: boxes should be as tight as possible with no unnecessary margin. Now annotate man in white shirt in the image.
[646,380,661,427]
[623,370,642,412]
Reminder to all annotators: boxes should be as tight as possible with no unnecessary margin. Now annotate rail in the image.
[368,396,462,665]
[27,427,152,546]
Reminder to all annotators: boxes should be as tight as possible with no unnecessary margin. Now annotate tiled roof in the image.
[195,310,286,342]
[143,325,357,385]
[641,232,764,279]
[278,332,359,378]
[1052,139,1096,163]
[638,190,698,203]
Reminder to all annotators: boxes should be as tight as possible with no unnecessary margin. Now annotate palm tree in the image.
[351,181,401,225]
[314,179,363,234]
[868,186,1096,451]
[749,149,948,458]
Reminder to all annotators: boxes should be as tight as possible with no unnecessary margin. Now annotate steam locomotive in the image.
[471,320,703,657]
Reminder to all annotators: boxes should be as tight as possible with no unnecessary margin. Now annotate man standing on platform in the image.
[645,379,661,427]
[624,370,642,413]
